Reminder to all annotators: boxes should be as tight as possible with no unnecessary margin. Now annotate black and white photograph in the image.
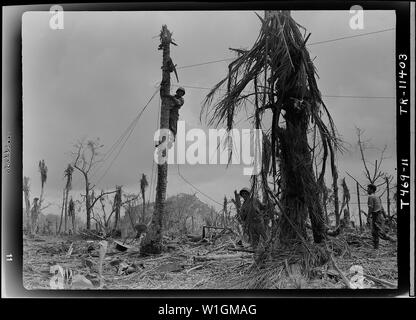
[2,2,414,298]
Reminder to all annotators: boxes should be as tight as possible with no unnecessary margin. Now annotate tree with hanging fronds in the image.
[202,11,341,245]
[38,160,48,207]
[33,159,48,233]
[140,174,149,223]
[58,164,74,233]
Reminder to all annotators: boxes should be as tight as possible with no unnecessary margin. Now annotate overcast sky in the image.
[22,10,396,221]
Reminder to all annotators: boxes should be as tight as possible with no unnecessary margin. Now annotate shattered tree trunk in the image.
[72,214,76,233]
[265,10,326,244]
[141,189,146,222]
[113,186,122,230]
[64,187,69,233]
[58,188,65,233]
[386,176,391,217]
[333,176,340,227]
[85,176,92,230]
[356,182,363,230]
[278,108,326,243]
[141,25,172,254]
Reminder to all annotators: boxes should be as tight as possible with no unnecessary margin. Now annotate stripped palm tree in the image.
[38,160,48,206]
[68,197,76,232]
[112,185,122,231]
[140,174,149,223]
[58,164,73,233]
[63,164,74,232]
[34,160,48,233]
[23,177,31,233]
[203,11,341,246]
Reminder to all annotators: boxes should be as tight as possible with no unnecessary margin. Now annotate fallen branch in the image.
[186,264,204,274]
[79,230,106,240]
[329,253,352,289]
[65,243,73,258]
[364,274,396,288]
[207,243,228,254]
[193,253,251,262]
[227,248,255,253]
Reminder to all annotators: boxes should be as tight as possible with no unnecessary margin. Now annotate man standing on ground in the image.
[239,187,267,248]
[367,184,394,249]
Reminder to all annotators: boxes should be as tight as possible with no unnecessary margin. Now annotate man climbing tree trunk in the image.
[141,25,176,254]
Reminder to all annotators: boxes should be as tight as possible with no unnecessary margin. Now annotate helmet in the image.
[239,187,250,196]
[176,87,185,95]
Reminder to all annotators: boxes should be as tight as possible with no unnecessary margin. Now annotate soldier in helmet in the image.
[161,87,185,139]
[239,187,267,248]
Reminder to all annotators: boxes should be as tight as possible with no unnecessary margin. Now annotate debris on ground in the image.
[23,228,397,289]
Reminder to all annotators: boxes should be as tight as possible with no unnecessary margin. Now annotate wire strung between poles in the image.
[93,87,160,186]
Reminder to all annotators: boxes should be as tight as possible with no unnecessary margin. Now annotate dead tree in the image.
[72,138,104,230]
[231,190,242,219]
[222,196,228,227]
[58,164,73,233]
[32,160,48,233]
[68,197,76,232]
[63,164,73,232]
[203,11,340,244]
[112,185,122,231]
[88,188,120,234]
[38,160,48,210]
[347,128,394,225]
[141,25,177,254]
[30,197,40,234]
[23,177,31,232]
[385,175,391,217]
[140,174,149,223]
[356,181,363,230]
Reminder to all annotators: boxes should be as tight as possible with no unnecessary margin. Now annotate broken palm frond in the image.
[216,238,330,289]
[65,243,74,257]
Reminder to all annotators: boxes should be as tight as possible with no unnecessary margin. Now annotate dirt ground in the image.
[23,231,397,290]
